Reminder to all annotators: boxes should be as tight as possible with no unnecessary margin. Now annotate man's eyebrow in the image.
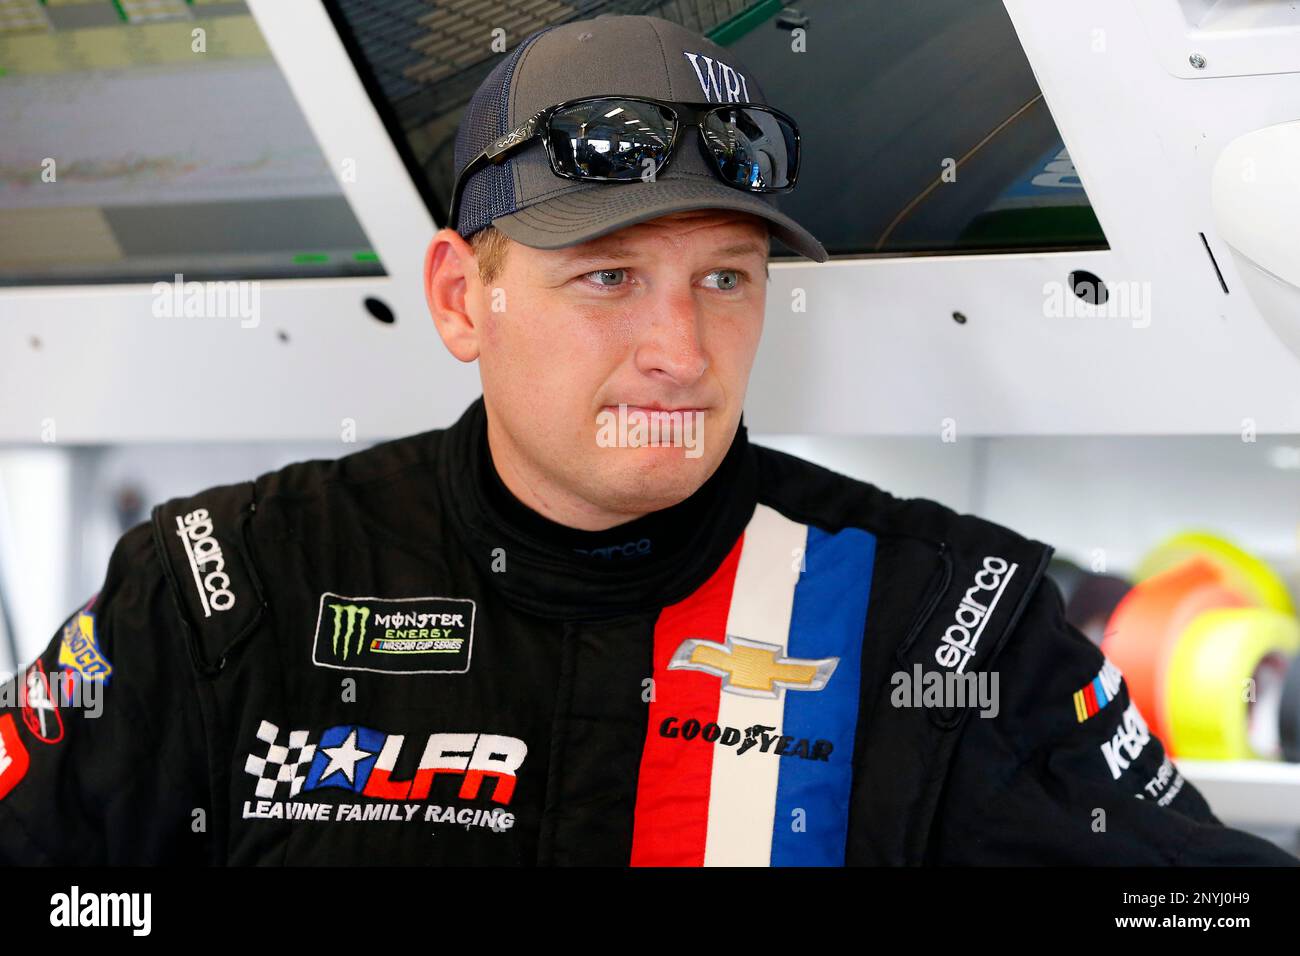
[715,240,771,279]
[552,245,637,266]
[714,240,770,260]
[553,239,770,267]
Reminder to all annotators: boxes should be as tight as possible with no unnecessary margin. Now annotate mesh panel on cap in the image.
[452,25,556,237]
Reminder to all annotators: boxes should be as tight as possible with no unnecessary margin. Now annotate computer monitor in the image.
[0,0,384,286]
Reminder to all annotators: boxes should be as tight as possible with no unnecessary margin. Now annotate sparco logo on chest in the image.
[175,508,235,617]
[934,556,1018,672]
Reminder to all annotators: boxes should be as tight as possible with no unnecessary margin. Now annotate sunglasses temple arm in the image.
[447,151,489,229]
[447,109,550,229]
[483,109,548,162]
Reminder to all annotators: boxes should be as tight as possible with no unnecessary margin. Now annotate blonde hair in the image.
[469,225,511,286]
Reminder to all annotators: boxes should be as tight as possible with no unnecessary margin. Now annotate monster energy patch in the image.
[310,593,475,675]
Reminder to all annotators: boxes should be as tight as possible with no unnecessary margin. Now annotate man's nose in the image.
[633,290,709,385]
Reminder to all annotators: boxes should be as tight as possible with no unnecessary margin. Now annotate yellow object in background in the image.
[1135,530,1295,617]
[1163,608,1300,760]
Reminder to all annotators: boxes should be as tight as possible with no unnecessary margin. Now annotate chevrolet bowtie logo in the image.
[668,635,838,698]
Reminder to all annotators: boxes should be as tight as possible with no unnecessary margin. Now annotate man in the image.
[0,14,1292,866]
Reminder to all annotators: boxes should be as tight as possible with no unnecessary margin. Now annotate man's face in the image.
[434,209,770,524]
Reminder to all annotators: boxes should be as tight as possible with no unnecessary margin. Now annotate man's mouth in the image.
[602,403,708,414]
[594,404,709,459]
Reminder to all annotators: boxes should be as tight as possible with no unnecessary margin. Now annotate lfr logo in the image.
[245,721,526,804]
[329,603,370,661]
[683,50,751,103]
[668,635,837,698]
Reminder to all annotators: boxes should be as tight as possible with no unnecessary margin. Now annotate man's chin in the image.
[586,447,716,514]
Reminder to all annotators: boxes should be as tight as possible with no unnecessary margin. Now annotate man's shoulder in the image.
[262,427,448,501]
[154,425,448,532]
[750,440,1044,558]
[140,424,454,673]
[751,441,1057,689]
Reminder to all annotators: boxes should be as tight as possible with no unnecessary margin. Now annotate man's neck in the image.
[484,416,647,532]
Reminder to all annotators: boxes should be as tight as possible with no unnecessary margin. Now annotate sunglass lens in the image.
[547,99,676,180]
[701,107,797,189]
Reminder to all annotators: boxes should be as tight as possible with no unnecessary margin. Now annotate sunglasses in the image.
[447,94,802,231]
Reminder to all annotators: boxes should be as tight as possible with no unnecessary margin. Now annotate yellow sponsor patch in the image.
[57,610,112,683]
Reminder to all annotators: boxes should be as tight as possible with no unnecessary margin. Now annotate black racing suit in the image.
[0,398,1292,865]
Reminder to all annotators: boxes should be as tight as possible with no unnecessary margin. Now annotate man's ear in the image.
[424,228,480,363]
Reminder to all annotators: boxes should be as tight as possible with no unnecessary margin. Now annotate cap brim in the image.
[490,178,829,264]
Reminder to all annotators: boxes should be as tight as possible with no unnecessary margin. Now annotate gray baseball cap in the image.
[451,14,828,263]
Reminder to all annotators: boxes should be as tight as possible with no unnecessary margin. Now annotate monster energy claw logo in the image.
[330,604,370,661]
[312,592,476,676]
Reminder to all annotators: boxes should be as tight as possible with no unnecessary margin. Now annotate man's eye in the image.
[583,268,627,288]
[703,269,743,291]
[578,268,744,290]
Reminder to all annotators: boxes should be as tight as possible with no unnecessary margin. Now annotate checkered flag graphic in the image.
[244,720,316,799]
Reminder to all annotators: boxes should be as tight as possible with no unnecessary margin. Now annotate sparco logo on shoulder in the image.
[176,508,235,617]
[934,555,1017,673]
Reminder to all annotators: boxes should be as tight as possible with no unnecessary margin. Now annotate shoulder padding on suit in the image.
[151,480,265,677]
[891,509,1055,730]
